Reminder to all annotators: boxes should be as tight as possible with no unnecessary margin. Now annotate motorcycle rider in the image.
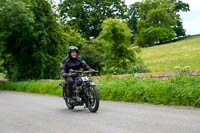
[60,46,94,104]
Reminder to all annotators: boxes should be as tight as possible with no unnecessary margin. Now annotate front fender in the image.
[89,81,96,86]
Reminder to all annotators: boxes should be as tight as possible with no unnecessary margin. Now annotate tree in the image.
[59,0,128,39]
[0,0,36,80]
[173,18,186,37]
[173,0,190,37]
[0,0,83,80]
[173,0,190,12]
[128,0,189,43]
[97,18,138,74]
[135,0,178,46]
[127,2,140,43]
[79,43,103,72]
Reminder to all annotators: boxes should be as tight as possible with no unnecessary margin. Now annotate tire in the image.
[63,87,74,110]
[87,86,99,113]
[65,99,75,110]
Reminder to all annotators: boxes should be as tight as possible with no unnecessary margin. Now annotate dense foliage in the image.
[128,0,190,46]
[135,0,178,46]
[173,0,190,38]
[127,2,140,43]
[0,0,83,80]
[97,18,138,74]
[59,0,128,39]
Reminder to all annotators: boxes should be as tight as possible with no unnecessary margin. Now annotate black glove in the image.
[89,69,95,72]
[62,73,69,78]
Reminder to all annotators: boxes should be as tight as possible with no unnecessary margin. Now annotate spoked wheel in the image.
[63,87,74,110]
[87,86,99,113]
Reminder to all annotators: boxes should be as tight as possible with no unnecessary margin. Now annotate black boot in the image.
[66,76,76,104]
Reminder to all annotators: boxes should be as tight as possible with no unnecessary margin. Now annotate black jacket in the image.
[60,56,91,77]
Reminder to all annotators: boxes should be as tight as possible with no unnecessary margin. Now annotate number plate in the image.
[81,76,89,81]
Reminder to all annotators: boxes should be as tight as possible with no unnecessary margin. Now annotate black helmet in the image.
[68,46,78,54]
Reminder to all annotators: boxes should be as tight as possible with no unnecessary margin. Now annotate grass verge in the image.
[0,80,62,96]
[0,75,200,107]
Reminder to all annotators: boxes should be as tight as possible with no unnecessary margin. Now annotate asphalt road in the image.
[0,91,200,133]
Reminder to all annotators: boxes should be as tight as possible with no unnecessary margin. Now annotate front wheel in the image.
[87,86,99,113]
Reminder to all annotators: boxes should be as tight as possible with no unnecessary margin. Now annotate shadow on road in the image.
[58,108,91,114]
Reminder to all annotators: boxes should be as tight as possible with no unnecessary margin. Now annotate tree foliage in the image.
[59,0,128,39]
[0,0,36,80]
[79,43,103,72]
[97,18,138,74]
[128,0,190,45]
[127,2,140,43]
[173,0,190,37]
[0,0,83,80]
[173,0,190,12]
[135,0,178,46]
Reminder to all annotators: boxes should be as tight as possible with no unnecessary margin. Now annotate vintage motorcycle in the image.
[59,69,99,113]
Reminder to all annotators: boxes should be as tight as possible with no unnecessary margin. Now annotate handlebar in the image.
[69,69,98,74]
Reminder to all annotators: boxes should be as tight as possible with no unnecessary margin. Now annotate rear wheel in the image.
[87,86,99,113]
[65,99,75,110]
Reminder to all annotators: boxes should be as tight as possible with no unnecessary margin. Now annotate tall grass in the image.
[1,75,200,107]
[96,75,200,107]
[140,36,200,72]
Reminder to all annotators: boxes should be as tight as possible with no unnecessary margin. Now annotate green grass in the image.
[96,75,200,107]
[1,75,200,107]
[140,36,200,72]
[0,80,63,96]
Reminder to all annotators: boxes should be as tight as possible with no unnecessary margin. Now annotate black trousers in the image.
[65,76,74,98]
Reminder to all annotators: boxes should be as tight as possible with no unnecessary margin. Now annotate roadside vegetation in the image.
[1,74,200,107]
[140,36,200,72]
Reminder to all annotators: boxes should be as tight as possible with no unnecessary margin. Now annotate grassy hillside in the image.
[140,36,200,72]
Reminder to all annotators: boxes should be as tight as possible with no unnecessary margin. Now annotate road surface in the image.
[0,91,200,133]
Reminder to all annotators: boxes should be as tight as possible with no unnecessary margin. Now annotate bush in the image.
[79,43,103,72]
[97,18,140,75]
[132,59,151,73]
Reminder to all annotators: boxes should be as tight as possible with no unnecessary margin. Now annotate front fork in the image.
[84,82,96,101]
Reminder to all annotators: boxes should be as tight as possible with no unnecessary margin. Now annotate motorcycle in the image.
[59,69,100,113]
